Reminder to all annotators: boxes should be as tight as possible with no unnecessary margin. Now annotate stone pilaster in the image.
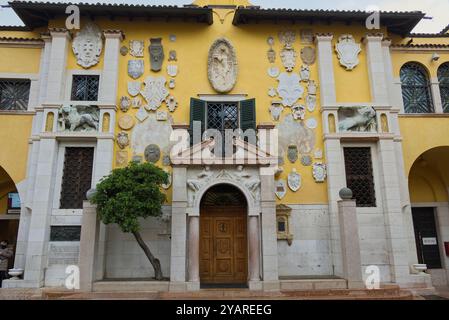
[99,31,123,104]
[430,77,444,113]
[364,34,389,105]
[315,34,336,106]
[248,215,261,290]
[187,215,200,291]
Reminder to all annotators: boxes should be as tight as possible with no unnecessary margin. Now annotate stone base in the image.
[347,280,366,289]
[93,281,169,292]
[1,279,42,289]
[169,281,187,292]
[262,280,280,291]
[186,281,200,291]
[248,280,263,291]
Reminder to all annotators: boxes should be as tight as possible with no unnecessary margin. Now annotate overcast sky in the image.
[0,0,448,33]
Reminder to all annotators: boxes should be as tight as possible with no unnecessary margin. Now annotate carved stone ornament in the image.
[165,95,178,113]
[162,154,171,166]
[167,65,178,77]
[301,155,312,166]
[268,87,277,97]
[120,96,131,112]
[144,144,161,163]
[141,76,169,111]
[308,80,317,95]
[135,106,148,122]
[208,38,238,93]
[149,38,164,72]
[300,29,314,44]
[338,106,377,132]
[132,97,142,109]
[275,180,287,200]
[267,48,276,63]
[130,40,144,57]
[117,132,130,149]
[128,60,144,79]
[278,114,316,155]
[169,34,176,42]
[306,118,318,129]
[288,169,302,192]
[280,48,297,72]
[169,78,176,89]
[268,66,280,78]
[58,105,99,132]
[306,94,317,112]
[300,65,311,82]
[335,34,362,71]
[116,151,128,167]
[279,31,296,49]
[118,114,135,130]
[162,170,172,190]
[313,162,327,183]
[269,100,283,121]
[287,144,298,163]
[120,46,128,56]
[292,104,306,120]
[314,149,323,159]
[300,46,316,65]
[127,81,141,97]
[72,22,103,69]
[277,72,304,107]
[157,110,168,121]
[168,50,177,61]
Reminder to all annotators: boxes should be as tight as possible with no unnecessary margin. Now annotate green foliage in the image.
[91,162,169,233]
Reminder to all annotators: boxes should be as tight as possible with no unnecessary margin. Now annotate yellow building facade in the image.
[0,0,448,291]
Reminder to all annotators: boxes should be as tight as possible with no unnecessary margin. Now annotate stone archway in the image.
[199,184,248,286]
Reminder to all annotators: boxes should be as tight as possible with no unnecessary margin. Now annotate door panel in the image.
[412,207,442,269]
[200,207,247,284]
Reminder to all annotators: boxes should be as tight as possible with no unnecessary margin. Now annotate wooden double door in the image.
[199,206,248,284]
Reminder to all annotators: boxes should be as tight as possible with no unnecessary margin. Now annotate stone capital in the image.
[103,30,125,41]
[314,33,333,43]
[363,33,384,44]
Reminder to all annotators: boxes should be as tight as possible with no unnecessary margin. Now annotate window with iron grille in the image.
[71,75,100,101]
[207,102,239,133]
[343,147,376,207]
[438,63,449,113]
[60,147,94,209]
[50,226,81,242]
[400,62,434,114]
[0,79,31,111]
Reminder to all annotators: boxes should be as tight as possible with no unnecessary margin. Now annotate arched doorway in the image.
[199,184,248,286]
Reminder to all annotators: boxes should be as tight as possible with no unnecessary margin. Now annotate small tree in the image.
[91,162,168,280]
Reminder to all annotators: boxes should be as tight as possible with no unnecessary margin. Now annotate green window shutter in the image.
[239,98,256,132]
[189,98,205,145]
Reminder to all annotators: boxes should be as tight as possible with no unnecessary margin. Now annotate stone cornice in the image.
[0,37,44,48]
[314,33,333,42]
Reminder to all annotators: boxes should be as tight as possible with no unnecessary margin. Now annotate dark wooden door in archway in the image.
[199,185,248,285]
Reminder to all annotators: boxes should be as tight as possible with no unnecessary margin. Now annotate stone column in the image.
[259,168,279,291]
[99,31,123,104]
[37,34,52,106]
[364,34,389,105]
[187,215,200,291]
[315,34,336,106]
[430,77,444,113]
[338,197,364,289]
[170,166,188,291]
[248,215,261,287]
[79,201,100,292]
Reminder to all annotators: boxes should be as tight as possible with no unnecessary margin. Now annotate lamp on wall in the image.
[431,53,440,62]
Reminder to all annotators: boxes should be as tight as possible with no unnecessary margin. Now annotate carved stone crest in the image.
[267,36,276,63]
[287,144,298,163]
[116,151,128,167]
[117,132,130,149]
[120,46,128,56]
[306,94,317,112]
[288,169,302,192]
[157,110,168,121]
[306,118,318,129]
[268,87,277,97]
[169,78,176,89]
[120,96,131,112]
[269,100,283,121]
[135,106,148,122]
[313,162,327,183]
[130,40,144,57]
[165,95,178,113]
[292,104,306,120]
[279,31,296,49]
[127,81,141,97]
[162,170,172,190]
[336,34,361,71]
[208,38,238,93]
[128,60,144,79]
[280,48,297,72]
[168,50,177,61]
[149,38,164,72]
[275,180,287,199]
[268,66,280,78]
[118,114,135,130]
[277,72,304,107]
[167,65,178,77]
[300,65,311,82]
[300,46,316,65]
[58,105,99,132]
[72,22,103,69]
[144,144,161,163]
[141,76,169,111]
[301,155,312,166]
[308,80,317,95]
[132,97,142,109]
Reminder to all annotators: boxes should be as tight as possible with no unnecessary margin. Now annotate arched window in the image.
[438,63,449,113]
[400,62,434,113]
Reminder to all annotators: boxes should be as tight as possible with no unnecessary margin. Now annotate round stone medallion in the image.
[118,114,135,130]
[144,144,161,163]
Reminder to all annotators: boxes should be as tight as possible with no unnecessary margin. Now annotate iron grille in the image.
[400,63,434,114]
[438,63,449,113]
[0,79,31,111]
[343,147,376,207]
[50,226,81,242]
[60,147,94,209]
[207,102,239,133]
[71,75,100,101]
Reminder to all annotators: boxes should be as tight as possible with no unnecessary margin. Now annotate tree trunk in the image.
[132,230,164,280]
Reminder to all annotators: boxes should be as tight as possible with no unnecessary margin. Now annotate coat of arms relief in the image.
[72,22,103,69]
[208,38,238,93]
[140,76,169,111]
[335,34,362,71]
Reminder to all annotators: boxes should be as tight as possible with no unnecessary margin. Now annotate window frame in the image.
[400,62,434,114]
[205,101,241,132]
[437,62,449,113]
[0,73,37,112]
[65,70,101,105]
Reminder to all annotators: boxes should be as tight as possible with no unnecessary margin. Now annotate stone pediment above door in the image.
[170,137,278,166]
